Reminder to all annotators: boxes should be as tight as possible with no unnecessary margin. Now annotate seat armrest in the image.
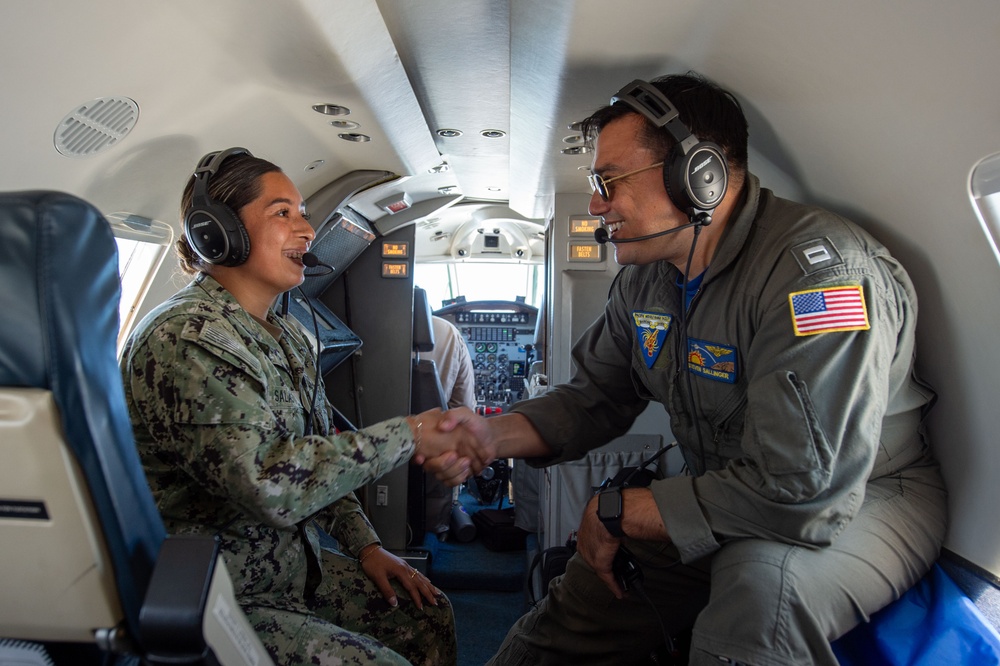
[140,535,219,661]
[140,534,274,666]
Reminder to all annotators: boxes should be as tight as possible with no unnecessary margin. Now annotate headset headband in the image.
[611,80,698,152]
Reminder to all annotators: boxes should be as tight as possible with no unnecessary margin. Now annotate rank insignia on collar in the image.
[632,311,673,369]
[687,338,737,383]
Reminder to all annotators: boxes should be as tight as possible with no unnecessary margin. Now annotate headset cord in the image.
[633,575,678,659]
[678,218,709,475]
[342,270,365,428]
[296,286,324,437]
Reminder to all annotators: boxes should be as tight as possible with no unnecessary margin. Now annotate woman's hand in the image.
[357,543,442,610]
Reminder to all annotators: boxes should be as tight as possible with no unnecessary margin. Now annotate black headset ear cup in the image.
[183,202,250,267]
[663,143,688,211]
[663,140,728,213]
[183,147,253,266]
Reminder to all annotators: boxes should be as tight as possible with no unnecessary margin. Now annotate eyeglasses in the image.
[587,162,664,201]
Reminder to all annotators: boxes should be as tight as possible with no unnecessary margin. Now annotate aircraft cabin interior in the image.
[1,1,999,664]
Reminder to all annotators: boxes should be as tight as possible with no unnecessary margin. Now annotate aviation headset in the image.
[610,79,728,215]
[183,147,254,266]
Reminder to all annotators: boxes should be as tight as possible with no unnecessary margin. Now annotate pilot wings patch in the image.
[789,285,869,336]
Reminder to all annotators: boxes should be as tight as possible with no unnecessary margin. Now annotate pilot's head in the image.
[582,72,749,185]
[582,73,750,268]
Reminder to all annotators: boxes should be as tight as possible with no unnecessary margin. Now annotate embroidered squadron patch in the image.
[632,311,673,369]
[789,285,870,336]
[686,338,737,383]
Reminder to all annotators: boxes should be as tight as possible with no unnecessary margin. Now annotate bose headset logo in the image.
[192,220,212,230]
[692,156,714,174]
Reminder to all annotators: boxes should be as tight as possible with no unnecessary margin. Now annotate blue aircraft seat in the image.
[832,562,1000,665]
[0,191,273,665]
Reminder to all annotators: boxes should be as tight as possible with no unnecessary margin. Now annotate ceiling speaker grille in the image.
[54,96,139,158]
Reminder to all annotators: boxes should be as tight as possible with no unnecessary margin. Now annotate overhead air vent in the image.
[54,96,139,158]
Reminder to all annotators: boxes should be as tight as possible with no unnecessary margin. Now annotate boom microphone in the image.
[302,252,335,276]
[594,214,711,245]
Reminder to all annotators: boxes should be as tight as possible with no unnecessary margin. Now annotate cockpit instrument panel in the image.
[435,300,538,414]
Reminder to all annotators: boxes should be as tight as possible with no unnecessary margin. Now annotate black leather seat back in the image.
[411,286,448,411]
[0,191,165,643]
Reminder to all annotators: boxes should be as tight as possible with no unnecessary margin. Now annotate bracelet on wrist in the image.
[358,543,381,565]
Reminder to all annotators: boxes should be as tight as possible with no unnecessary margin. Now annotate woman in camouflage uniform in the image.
[120,149,477,665]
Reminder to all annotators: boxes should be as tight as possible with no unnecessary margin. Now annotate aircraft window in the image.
[415,262,543,309]
[106,212,173,354]
[970,152,1000,265]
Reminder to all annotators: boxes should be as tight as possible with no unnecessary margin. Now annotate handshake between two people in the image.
[406,407,496,487]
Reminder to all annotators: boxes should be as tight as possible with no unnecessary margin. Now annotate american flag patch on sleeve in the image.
[788,285,870,336]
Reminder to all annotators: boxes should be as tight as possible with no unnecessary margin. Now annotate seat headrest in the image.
[413,286,436,353]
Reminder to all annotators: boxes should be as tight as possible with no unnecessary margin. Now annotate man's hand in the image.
[578,487,670,597]
[437,407,495,450]
[422,407,499,486]
[577,493,626,598]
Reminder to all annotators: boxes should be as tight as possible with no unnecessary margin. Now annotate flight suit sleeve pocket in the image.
[745,370,834,502]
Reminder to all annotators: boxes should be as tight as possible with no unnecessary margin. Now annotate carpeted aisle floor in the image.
[446,588,528,665]
[423,490,535,666]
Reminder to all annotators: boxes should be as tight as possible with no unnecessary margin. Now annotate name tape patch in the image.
[687,338,737,383]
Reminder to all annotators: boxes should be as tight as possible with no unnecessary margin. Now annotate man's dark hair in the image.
[582,72,748,175]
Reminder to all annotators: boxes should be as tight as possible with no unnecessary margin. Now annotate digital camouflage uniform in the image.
[490,174,947,666]
[121,274,456,666]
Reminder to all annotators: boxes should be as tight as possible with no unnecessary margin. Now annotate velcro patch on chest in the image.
[686,338,737,383]
[632,311,673,369]
[789,285,870,336]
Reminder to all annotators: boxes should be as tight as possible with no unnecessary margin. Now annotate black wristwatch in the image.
[597,486,625,537]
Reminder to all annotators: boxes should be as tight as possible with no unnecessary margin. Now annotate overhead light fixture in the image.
[561,146,590,155]
[304,160,325,171]
[330,120,360,129]
[313,104,350,116]
[480,129,506,138]
[487,187,502,192]
[428,163,450,173]
[375,192,412,215]
[437,128,463,138]
[338,133,370,142]
[563,134,585,144]
[438,185,459,194]
[567,121,583,132]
